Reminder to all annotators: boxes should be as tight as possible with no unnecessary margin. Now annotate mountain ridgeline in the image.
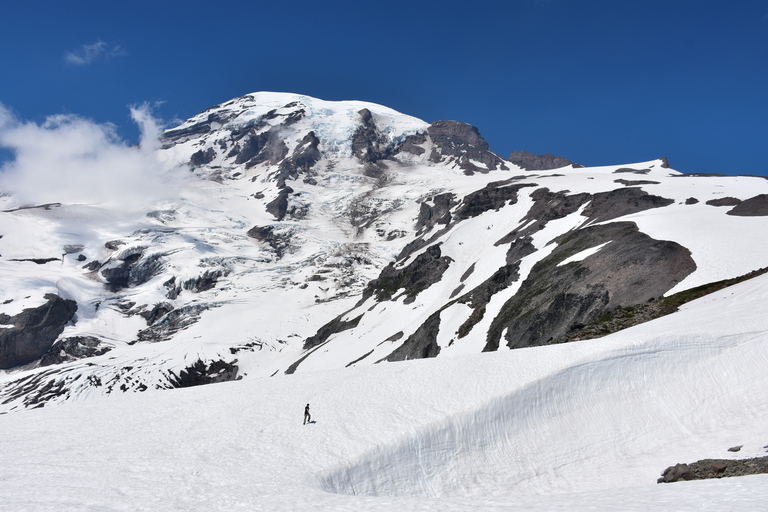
[1,92,768,410]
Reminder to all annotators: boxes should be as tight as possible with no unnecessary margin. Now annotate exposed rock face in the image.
[454,181,536,221]
[706,197,742,207]
[415,193,456,232]
[190,147,216,167]
[614,179,660,186]
[265,187,294,221]
[352,109,392,164]
[39,336,110,366]
[394,132,427,156]
[183,269,228,293]
[427,121,508,174]
[363,244,452,304]
[455,263,522,339]
[247,225,294,258]
[727,193,768,216]
[303,314,363,350]
[0,294,78,369]
[485,222,696,351]
[385,312,441,362]
[583,187,674,224]
[167,359,239,388]
[235,127,290,169]
[508,150,577,170]
[273,131,321,188]
[135,304,210,342]
[101,248,165,292]
[659,456,768,483]
[139,302,175,326]
[658,463,695,483]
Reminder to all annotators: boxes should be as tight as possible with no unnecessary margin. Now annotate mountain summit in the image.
[1,92,768,410]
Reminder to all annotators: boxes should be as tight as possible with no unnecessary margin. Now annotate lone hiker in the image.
[304,403,311,425]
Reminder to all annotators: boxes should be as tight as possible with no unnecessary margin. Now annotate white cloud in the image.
[64,41,126,66]
[0,103,189,210]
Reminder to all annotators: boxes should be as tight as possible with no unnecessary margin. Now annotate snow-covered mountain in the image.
[1,91,768,412]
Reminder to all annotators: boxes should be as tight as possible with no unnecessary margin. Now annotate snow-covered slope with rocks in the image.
[1,92,768,413]
[1,270,767,511]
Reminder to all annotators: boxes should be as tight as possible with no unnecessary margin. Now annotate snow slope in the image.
[1,270,767,511]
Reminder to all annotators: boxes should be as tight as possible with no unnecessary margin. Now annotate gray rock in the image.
[659,463,694,483]
[727,194,768,216]
[39,336,110,366]
[385,312,441,362]
[167,359,239,388]
[508,150,577,170]
[415,193,456,232]
[706,197,742,207]
[427,121,508,174]
[659,455,768,483]
[485,222,696,351]
[190,147,216,167]
[362,244,452,303]
[352,109,393,164]
[0,294,78,369]
[582,187,674,224]
[101,251,165,292]
[135,304,210,342]
[453,181,536,221]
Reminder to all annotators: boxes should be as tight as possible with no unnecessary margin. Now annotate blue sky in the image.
[1,0,767,175]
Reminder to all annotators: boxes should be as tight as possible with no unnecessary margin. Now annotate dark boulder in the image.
[183,269,228,293]
[659,463,695,483]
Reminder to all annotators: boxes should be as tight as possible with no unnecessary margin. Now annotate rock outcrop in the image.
[0,294,78,369]
[508,150,577,170]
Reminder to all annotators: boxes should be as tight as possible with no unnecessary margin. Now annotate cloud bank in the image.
[64,41,125,66]
[0,103,188,209]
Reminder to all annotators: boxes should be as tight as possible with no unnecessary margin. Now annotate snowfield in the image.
[1,271,767,511]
